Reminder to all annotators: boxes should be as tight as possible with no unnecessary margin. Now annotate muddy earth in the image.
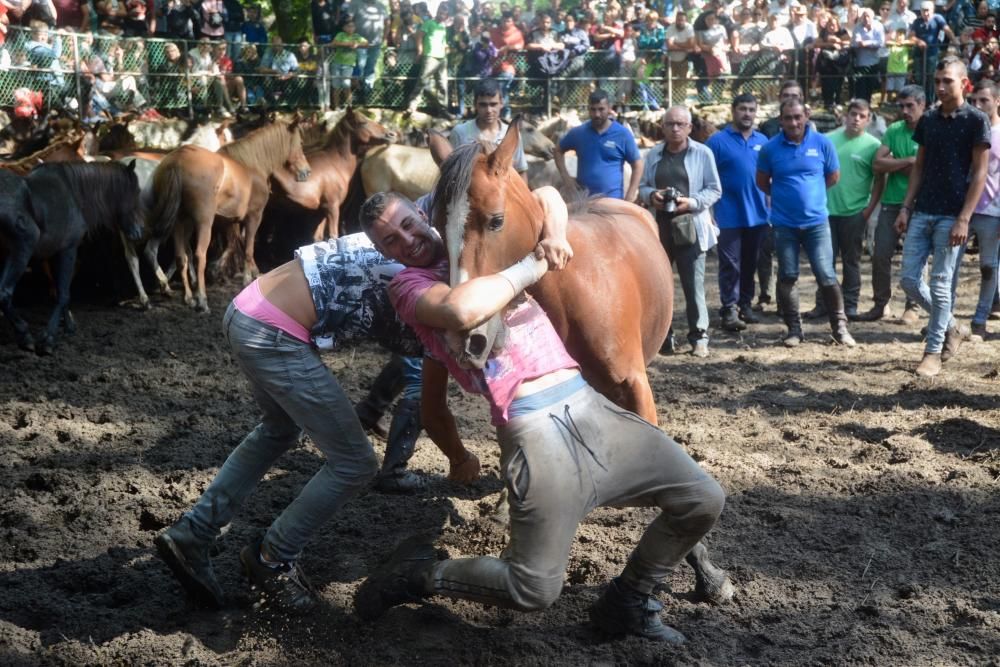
[0,242,998,667]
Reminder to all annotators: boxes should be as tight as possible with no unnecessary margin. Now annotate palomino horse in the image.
[272,109,395,242]
[429,127,735,604]
[0,162,144,354]
[147,118,311,312]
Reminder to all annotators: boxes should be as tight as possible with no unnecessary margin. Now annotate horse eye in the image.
[488,215,505,231]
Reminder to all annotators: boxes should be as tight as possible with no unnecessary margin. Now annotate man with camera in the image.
[639,106,722,357]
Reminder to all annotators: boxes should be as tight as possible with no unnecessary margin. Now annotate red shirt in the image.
[490,25,525,75]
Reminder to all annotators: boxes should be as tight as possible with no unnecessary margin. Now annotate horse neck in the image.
[222,124,297,176]
[323,122,360,163]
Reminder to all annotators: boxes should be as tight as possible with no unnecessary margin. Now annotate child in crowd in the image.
[242,4,267,45]
[331,17,367,108]
[886,26,911,100]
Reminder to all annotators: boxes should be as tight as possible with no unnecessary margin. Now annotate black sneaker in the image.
[738,305,760,324]
[374,469,426,494]
[154,518,225,608]
[590,578,687,644]
[354,535,438,621]
[240,541,318,614]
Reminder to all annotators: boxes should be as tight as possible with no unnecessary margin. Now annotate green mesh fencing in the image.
[0,30,933,115]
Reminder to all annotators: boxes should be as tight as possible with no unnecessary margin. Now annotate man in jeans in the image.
[859,84,926,323]
[756,100,856,348]
[406,3,450,116]
[352,0,387,103]
[895,57,990,377]
[806,99,883,321]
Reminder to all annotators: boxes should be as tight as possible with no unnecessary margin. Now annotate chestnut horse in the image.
[429,126,734,604]
[272,109,395,242]
[147,118,311,312]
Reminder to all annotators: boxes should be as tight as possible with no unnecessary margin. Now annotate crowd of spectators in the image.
[4,0,1000,119]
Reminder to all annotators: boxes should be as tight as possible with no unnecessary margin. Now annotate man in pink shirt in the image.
[352,169,726,644]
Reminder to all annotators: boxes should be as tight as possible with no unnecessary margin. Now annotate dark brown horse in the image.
[429,125,734,604]
[0,133,87,176]
[147,118,311,312]
[271,109,395,242]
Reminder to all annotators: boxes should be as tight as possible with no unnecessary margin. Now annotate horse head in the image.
[433,119,544,368]
[347,109,397,153]
[519,121,555,160]
[285,117,312,182]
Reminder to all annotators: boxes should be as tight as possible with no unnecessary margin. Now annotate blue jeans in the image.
[899,212,961,353]
[773,222,838,285]
[185,305,378,562]
[495,70,514,117]
[355,44,381,93]
[717,225,767,310]
[963,213,1000,325]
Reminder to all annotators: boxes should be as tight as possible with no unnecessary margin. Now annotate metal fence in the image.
[0,26,934,117]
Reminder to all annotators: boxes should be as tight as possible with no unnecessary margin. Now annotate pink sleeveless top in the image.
[233,279,312,344]
[390,260,578,426]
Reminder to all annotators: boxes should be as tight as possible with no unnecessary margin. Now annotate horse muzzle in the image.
[460,315,506,370]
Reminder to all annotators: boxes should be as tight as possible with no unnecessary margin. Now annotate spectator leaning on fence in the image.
[851,8,885,102]
[665,10,695,105]
[910,1,955,102]
[331,18,366,109]
[490,10,524,122]
[352,0,388,104]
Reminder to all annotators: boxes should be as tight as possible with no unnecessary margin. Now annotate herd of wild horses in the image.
[0,108,735,600]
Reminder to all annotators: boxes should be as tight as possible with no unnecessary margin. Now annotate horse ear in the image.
[125,159,136,174]
[427,131,452,166]
[487,115,520,176]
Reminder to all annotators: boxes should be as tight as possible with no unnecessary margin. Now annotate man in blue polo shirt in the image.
[707,93,769,332]
[895,56,990,377]
[756,100,856,349]
[555,89,644,201]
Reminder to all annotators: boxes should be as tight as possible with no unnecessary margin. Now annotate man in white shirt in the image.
[665,10,696,104]
[449,79,529,181]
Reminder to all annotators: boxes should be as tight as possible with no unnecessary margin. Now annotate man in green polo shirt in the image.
[406,3,451,117]
[856,84,926,322]
[806,99,884,320]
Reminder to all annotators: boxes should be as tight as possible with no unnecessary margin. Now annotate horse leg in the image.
[685,540,735,604]
[39,247,77,355]
[143,236,173,297]
[624,370,658,425]
[119,230,151,309]
[0,242,37,352]
[193,220,213,313]
[173,224,195,307]
[241,210,265,286]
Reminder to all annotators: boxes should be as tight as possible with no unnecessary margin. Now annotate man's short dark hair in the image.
[779,80,802,94]
[936,55,968,77]
[779,99,805,117]
[501,10,514,20]
[589,89,610,105]
[898,84,926,104]
[974,78,1000,97]
[732,93,757,107]
[473,79,502,101]
[846,98,871,114]
[359,192,412,236]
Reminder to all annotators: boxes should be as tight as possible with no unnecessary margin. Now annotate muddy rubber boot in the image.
[803,287,827,319]
[355,357,407,438]
[374,398,426,494]
[590,578,687,644]
[821,284,856,347]
[777,278,802,347]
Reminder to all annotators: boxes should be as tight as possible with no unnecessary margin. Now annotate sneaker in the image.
[941,324,969,362]
[915,352,942,378]
[240,541,318,614]
[900,306,921,326]
[374,469,426,494]
[971,322,988,340]
[691,339,709,357]
[590,578,687,644]
[154,518,225,608]
[720,307,746,332]
[354,536,438,621]
[783,330,802,348]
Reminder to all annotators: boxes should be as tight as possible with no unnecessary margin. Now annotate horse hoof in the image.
[195,301,210,314]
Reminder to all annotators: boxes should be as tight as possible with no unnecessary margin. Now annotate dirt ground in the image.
[0,245,998,667]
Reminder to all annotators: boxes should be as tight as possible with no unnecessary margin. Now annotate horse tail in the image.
[149,162,183,240]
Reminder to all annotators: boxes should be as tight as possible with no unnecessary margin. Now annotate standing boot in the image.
[374,398,426,494]
[821,284,856,347]
[803,287,828,319]
[355,356,407,438]
[776,278,803,347]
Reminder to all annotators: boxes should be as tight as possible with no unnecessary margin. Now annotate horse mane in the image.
[323,112,356,149]
[34,162,138,230]
[432,141,485,233]
[1,133,83,175]
[219,120,299,173]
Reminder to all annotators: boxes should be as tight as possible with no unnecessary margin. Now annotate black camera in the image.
[659,186,681,213]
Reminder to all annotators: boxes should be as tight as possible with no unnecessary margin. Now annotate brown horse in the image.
[272,109,395,242]
[429,125,734,604]
[0,133,86,175]
[148,118,311,312]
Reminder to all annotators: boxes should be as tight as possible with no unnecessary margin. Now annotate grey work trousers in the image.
[427,383,725,611]
[185,304,378,562]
